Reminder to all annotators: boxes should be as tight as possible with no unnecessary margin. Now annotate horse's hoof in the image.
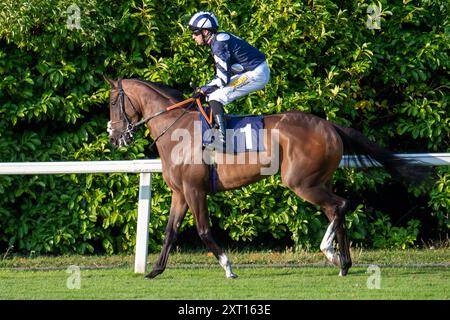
[145,270,160,279]
[227,273,238,279]
[339,259,352,276]
[339,268,349,277]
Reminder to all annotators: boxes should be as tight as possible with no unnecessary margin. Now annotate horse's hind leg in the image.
[146,191,188,279]
[291,184,352,276]
[334,200,352,276]
[184,189,237,279]
[321,197,352,276]
[320,217,340,266]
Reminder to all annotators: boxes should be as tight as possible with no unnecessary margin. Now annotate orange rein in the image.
[167,97,213,125]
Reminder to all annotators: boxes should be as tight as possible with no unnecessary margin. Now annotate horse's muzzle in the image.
[109,134,132,148]
[107,121,134,148]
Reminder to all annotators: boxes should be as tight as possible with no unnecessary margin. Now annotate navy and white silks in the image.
[201,32,270,105]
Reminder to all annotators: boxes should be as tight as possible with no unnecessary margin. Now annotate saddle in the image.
[199,106,265,154]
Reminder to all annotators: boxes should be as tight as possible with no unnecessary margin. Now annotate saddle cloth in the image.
[199,107,265,153]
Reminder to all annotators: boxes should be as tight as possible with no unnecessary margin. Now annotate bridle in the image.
[108,78,197,148]
[107,78,140,145]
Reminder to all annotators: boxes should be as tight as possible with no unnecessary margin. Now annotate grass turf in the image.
[0,248,448,300]
[0,266,448,300]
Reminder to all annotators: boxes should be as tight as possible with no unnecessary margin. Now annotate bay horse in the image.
[106,78,428,279]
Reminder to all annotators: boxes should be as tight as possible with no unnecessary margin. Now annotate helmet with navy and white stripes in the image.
[188,11,219,32]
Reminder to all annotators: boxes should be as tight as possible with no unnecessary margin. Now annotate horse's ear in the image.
[103,75,116,88]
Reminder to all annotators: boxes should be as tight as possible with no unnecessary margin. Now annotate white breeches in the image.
[207,61,270,105]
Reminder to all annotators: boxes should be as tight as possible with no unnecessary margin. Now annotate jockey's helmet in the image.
[188,11,219,32]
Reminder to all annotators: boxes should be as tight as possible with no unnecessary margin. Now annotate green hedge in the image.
[0,0,448,254]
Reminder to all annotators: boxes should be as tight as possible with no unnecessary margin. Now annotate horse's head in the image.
[106,78,140,147]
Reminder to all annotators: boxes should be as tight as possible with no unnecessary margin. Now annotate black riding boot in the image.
[209,100,226,149]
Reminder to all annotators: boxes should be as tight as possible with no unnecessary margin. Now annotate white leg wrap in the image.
[219,254,237,279]
[320,219,336,263]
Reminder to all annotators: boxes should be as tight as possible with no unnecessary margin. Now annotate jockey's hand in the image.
[192,89,205,99]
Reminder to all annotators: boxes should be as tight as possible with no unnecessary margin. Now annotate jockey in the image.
[188,11,270,148]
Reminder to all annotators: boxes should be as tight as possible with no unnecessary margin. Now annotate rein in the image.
[111,79,212,149]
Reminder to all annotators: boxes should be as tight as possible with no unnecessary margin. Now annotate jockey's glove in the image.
[192,89,206,99]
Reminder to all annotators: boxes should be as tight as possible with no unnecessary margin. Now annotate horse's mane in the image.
[131,79,185,103]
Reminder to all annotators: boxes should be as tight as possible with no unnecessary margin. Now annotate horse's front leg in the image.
[146,191,187,279]
[185,189,237,279]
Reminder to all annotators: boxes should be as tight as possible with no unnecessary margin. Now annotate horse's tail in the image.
[332,123,433,187]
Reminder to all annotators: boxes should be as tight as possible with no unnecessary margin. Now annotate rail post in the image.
[134,172,152,273]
